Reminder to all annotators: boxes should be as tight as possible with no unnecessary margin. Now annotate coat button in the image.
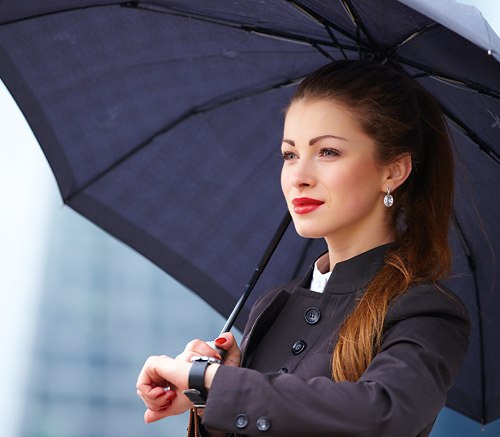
[292,340,306,355]
[304,307,321,324]
[256,416,271,431]
[278,367,288,373]
[235,413,248,429]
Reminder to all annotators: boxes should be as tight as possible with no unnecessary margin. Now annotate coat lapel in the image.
[240,289,290,367]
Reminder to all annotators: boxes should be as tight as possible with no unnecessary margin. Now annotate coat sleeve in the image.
[201,284,471,437]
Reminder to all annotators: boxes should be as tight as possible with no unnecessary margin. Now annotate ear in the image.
[382,154,412,192]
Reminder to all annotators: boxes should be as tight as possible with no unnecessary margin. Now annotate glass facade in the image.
[19,206,237,437]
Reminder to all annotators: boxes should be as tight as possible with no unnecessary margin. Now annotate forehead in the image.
[283,99,367,142]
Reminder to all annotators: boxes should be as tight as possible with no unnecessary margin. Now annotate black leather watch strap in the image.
[183,355,221,408]
[188,359,210,399]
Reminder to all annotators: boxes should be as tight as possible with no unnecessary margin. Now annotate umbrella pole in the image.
[207,211,292,358]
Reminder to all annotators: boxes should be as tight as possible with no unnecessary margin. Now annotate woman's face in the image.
[281,99,390,247]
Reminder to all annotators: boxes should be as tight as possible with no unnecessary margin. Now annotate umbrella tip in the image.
[488,49,492,55]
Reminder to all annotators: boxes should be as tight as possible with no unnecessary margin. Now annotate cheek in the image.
[323,166,363,195]
[281,167,291,198]
[325,160,382,204]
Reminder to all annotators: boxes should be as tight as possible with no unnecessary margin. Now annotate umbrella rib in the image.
[340,0,379,56]
[285,1,369,55]
[1,1,357,53]
[384,23,441,62]
[452,212,487,424]
[393,56,500,101]
[64,76,305,203]
[440,106,500,167]
[0,2,119,25]
[242,26,357,53]
[312,43,336,62]
[324,24,349,60]
[128,1,357,51]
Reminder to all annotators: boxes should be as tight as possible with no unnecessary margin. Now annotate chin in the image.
[293,225,325,240]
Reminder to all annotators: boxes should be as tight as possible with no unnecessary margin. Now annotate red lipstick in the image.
[292,197,325,214]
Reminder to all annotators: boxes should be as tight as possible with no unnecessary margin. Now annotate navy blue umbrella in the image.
[0,0,499,425]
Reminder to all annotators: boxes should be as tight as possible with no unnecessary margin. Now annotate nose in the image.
[289,159,317,189]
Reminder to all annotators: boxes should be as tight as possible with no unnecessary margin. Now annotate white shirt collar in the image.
[310,261,332,293]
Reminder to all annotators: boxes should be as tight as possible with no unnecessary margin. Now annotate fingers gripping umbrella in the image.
[0,0,499,425]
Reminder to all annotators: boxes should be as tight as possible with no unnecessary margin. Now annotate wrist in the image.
[183,356,220,408]
[204,363,220,392]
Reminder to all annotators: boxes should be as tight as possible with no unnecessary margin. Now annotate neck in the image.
[323,227,395,273]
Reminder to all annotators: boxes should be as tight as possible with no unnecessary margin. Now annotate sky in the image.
[0,1,499,435]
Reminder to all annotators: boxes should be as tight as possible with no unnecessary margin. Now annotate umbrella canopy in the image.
[0,0,499,425]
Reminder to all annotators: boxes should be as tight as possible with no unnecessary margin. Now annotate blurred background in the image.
[1,1,499,436]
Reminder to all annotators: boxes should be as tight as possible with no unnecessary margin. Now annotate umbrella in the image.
[0,0,499,426]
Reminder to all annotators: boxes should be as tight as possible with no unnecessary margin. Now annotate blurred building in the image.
[19,205,234,437]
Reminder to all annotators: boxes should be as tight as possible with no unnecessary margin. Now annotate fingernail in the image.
[158,402,171,411]
[215,337,227,345]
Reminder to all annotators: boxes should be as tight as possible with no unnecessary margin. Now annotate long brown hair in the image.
[290,60,454,382]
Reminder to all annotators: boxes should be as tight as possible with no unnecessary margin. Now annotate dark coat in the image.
[202,245,471,437]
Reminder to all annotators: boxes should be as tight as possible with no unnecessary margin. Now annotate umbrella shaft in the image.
[219,211,292,336]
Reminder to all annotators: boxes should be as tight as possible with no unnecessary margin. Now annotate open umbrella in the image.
[0,0,499,426]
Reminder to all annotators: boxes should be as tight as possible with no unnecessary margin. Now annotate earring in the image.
[384,188,394,208]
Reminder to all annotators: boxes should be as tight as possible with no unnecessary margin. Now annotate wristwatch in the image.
[183,356,221,408]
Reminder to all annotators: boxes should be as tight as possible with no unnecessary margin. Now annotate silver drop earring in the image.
[384,188,394,208]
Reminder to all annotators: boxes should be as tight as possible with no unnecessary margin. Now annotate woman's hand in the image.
[137,334,241,424]
[136,355,194,423]
[176,332,241,368]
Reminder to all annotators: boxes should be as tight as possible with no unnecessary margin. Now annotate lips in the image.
[292,197,325,214]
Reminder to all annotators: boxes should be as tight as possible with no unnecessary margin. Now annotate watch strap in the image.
[188,359,210,399]
[183,389,208,408]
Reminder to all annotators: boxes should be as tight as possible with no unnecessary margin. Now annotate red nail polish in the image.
[215,337,227,345]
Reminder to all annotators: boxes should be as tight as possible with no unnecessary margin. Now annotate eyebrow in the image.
[282,134,347,147]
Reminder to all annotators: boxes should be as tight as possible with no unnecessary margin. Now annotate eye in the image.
[281,151,297,161]
[319,148,340,157]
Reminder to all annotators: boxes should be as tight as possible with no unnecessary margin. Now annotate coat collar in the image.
[299,243,392,295]
[240,244,392,366]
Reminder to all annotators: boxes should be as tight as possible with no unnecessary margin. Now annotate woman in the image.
[136,60,471,436]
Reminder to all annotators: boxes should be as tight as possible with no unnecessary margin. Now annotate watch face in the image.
[190,355,222,364]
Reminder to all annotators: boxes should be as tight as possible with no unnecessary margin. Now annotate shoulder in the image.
[375,282,472,392]
[382,281,471,357]
[386,281,470,326]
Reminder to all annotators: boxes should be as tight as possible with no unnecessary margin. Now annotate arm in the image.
[136,332,240,425]
[201,285,471,436]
